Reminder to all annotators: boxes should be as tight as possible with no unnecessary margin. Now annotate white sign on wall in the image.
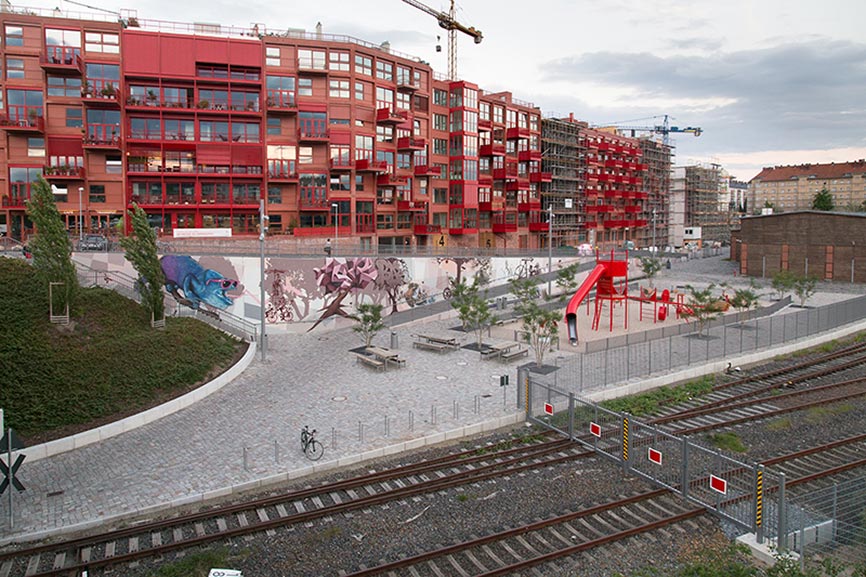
[173,228,233,238]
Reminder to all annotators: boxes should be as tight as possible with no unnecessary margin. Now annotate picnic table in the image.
[413,333,460,352]
[365,346,406,368]
[480,341,519,360]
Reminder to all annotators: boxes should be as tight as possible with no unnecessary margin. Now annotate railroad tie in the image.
[445,554,472,577]
[52,552,66,570]
[216,518,228,532]
[79,547,91,564]
[0,560,12,577]
[173,528,184,543]
[464,550,489,572]
[128,536,139,553]
[257,508,269,523]
[275,504,289,518]
[480,544,507,567]
[25,556,39,576]
[195,522,206,537]
[151,531,162,547]
[105,541,116,558]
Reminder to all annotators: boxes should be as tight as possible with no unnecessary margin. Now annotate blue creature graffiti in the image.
[161,255,239,312]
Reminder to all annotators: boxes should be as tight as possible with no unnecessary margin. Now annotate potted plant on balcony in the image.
[147,90,158,105]
[27,108,38,126]
[82,82,93,98]
[197,100,210,109]
[101,85,116,98]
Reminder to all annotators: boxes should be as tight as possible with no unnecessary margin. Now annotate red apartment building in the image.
[0,10,548,249]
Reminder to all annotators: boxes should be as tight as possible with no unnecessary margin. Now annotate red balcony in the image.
[82,89,121,108]
[396,79,420,92]
[414,165,442,177]
[625,205,642,213]
[449,226,478,235]
[528,211,550,232]
[397,200,427,211]
[633,219,648,227]
[585,154,601,165]
[355,159,388,172]
[44,165,85,180]
[397,136,426,150]
[493,164,518,180]
[376,107,411,125]
[506,126,530,140]
[83,136,121,149]
[377,173,409,186]
[596,141,612,152]
[413,223,441,235]
[478,173,493,185]
[491,212,518,233]
[529,171,552,183]
[479,143,506,156]
[478,197,506,212]
[268,169,298,182]
[596,173,614,183]
[1,196,26,208]
[603,219,629,228]
[586,204,613,213]
[629,176,643,185]
[518,149,542,162]
[478,118,493,131]
[0,115,44,133]
[623,146,642,157]
[633,191,649,200]
[518,198,541,212]
[585,172,599,182]
[266,91,297,113]
[298,128,329,142]
[41,49,83,73]
[299,197,331,210]
[330,158,353,171]
[635,163,648,172]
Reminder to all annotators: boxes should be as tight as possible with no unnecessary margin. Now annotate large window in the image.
[299,174,327,208]
[355,54,372,76]
[266,75,295,107]
[298,49,326,71]
[265,46,280,67]
[47,75,82,97]
[129,117,162,139]
[329,51,349,71]
[231,121,260,143]
[7,89,42,123]
[85,62,120,94]
[9,167,42,204]
[84,31,118,53]
[329,79,349,98]
[355,135,373,161]
[45,28,81,64]
[199,121,229,142]
[433,89,448,107]
[5,25,23,47]
[375,60,393,81]
[298,78,313,97]
[164,118,194,140]
[6,58,24,79]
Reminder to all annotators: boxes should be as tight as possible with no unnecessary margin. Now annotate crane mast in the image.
[401,0,482,80]
[597,115,703,147]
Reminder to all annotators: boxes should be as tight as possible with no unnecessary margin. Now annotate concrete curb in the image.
[18,342,257,463]
[1,412,524,545]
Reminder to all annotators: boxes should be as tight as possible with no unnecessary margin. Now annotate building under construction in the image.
[541,116,584,246]
[670,163,728,246]
[637,137,672,250]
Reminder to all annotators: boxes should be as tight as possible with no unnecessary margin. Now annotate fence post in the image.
[831,482,838,542]
[604,347,609,386]
[778,471,787,551]
[621,413,630,473]
[568,393,575,439]
[755,464,764,543]
[681,437,690,500]
[668,334,672,372]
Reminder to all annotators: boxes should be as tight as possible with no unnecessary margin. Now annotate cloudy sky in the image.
[34,0,866,180]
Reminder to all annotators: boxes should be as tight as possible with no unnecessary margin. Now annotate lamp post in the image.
[77,186,84,243]
[652,208,657,253]
[547,204,554,297]
[332,202,339,256]
[259,199,268,361]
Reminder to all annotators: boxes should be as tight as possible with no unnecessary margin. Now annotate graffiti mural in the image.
[161,255,241,313]
[309,257,378,331]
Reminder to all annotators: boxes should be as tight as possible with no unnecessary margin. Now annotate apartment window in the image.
[298,146,314,165]
[89,184,106,203]
[355,174,365,192]
[479,102,490,121]
[433,114,447,131]
[354,81,365,101]
[267,186,282,204]
[376,125,393,143]
[266,75,295,107]
[330,144,350,165]
[265,46,280,66]
[433,187,447,204]
[530,115,539,131]
[433,138,447,155]
[232,121,260,143]
[375,60,393,81]
[433,89,448,106]
[298,49,326,71]
[396,91,410,110]
[27,138,45,157]
[329,51,349,71]
[5,25,23,47]
[130,117,162,139]
[355,54,372,76]
[6,58,24,79]
[199,120,229,141]
[330,174,350,191]
[164,118,194,140]
[47,75,82,97]
[84,31,118,54]
[396,65,412,86]
[266,116,281,135]
[355,134,373,160]
[493,106,503,124]
[298,77,313,97]
[85,62,120,94]
[329,79,349,98]
[375,86,393,110]
[106,155,122,174]
[506,109,516,128]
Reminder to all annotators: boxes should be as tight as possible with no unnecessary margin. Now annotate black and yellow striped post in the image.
[622,414,630,472]
[755,464,764,543]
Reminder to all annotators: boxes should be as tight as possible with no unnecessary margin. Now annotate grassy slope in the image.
[0,258,246,444]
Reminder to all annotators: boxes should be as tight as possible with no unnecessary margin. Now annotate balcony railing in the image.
[355,159,388,172]
[491,212,518,233]
[44,165,86,179]
[377,173,409,186]
[0,115,44,132]
[397,200,427,211]
[506,126,530,140]
[396,136,426,150]
[413,164,441,177]
[41,50,83,73]
[330,158,353,171]
[413,223,441,235]
[517,199,541,212]
[518,149,541,162]
[479,143,506,156]
[298,128,330,142]
[376,107,411,125]
[529,171,552,183]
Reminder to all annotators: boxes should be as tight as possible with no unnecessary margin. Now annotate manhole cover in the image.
[435,375,448,381]
[332,395,347,402]
[456,361,468,366]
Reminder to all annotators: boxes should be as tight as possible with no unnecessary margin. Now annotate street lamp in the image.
[77,186,84,243]
[259,199,268,361]
[547,204,554,297]
[332,202,339,255]
[652,208,657,253]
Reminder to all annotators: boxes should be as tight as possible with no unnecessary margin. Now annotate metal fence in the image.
[542,294,866,392]
[783,477,866,571]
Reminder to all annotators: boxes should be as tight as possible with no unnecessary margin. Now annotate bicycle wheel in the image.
[305,439,324,461]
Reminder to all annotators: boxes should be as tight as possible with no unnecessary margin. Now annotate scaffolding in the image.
[639,138,672,249]
[541,117,585,246]
[682,163,727,242]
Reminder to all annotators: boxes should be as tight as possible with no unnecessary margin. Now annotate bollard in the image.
[453,400,459,420]
[331,427,337,450]
[390,331,398,349]
[274,440,279,464]
[409,410,414,431]
[243,447,249,472]
[384,415,390,437]
[358,421,364,442]
[431,405,437,426]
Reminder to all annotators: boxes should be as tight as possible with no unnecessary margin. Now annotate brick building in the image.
[733,211,866,283]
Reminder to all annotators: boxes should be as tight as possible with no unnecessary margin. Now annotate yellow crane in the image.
[401,0,482,80]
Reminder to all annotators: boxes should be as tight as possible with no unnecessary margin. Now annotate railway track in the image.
[341,434,866,577]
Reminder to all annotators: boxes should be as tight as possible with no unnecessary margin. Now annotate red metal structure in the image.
[564,250,629,344]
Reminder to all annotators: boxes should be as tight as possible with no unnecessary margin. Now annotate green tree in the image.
[792,275,818,307]
[680,283,724,337]
[510,276,561,367]
[812,187,835,211]
[554,262,580,305]
[449,277,496,349]
[352,302,385,347]
[24,176,78,311]
[120,204,166,324]
[725,280,761,324]
[637,256,663,288]
[771,269,796,300]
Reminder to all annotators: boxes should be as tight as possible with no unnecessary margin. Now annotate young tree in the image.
[812,186,835,211]
[449,277,496,349]
[120,204,166,323]
[353,302,385,348]
[510,276,561,367]
[25,177,78,309]
[724,281,761,325]
[637,256,663,288]
[792,275,818,307]
[679,283,725,338]
[771,269,796,300]
[554,262,580,305]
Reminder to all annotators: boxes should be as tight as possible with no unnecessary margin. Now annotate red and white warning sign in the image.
[590,422,601,438]
[710,474,727,495]
[544,402,554,415]
[648,448,662,465]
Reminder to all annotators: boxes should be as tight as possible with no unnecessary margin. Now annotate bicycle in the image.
[300,425,324,461]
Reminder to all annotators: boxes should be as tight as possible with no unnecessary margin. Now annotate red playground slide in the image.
[564,264,606,345]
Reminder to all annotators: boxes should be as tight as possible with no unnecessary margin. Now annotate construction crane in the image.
[401,0,482,81]
[597,115,702,147]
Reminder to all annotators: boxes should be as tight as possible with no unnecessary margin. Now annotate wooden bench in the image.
[413,340,450,352]
[499,347,529,362]
[386,356,407,368]
[354,352,386,371]
[480,348,501,360]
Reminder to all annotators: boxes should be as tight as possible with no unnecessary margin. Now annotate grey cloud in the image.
[665,37,724,52]
[538,40,866,154]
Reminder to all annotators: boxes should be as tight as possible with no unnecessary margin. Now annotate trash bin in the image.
[390,331,398,349]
